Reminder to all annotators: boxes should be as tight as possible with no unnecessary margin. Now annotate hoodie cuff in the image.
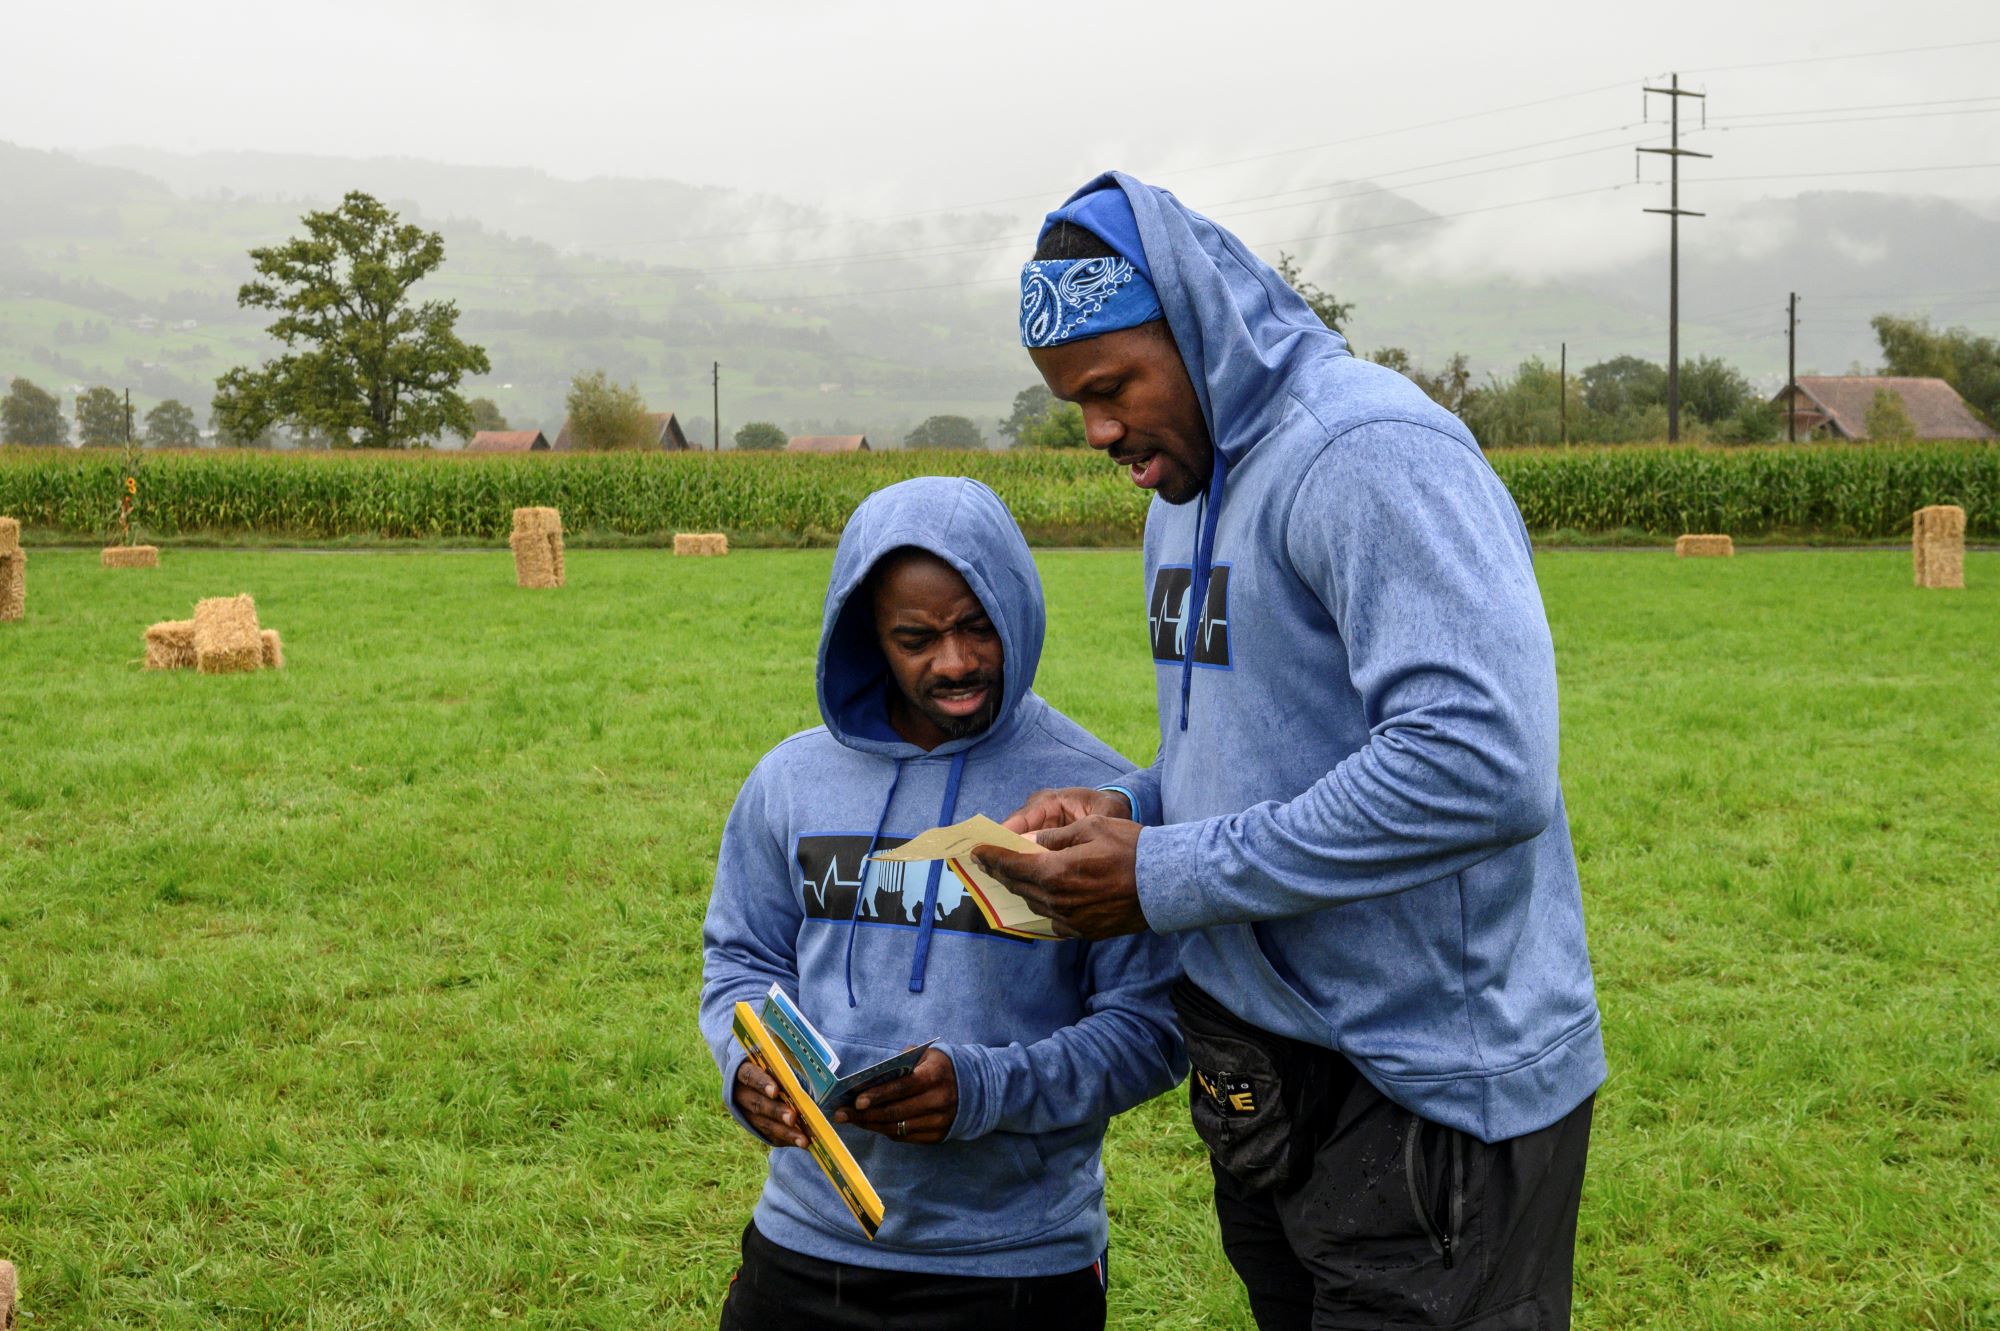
[1135,821,1212,934]
[942,1041,999,1141]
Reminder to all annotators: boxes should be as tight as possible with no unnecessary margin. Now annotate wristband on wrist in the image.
[1096,785,1138,818]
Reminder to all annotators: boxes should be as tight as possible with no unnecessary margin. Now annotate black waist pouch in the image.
[1170,978,1335,1195]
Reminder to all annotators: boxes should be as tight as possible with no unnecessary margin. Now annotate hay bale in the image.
[0,551,22,623]
[674,532,729,557]
[261,628,284,670]
[0,515,19,555]
[510,531,559,588]
[1912,504,1966,589]
[144,618,196,670]
[100,544,159,568]
[193,594,263,674]
[548,529,566,586]
[1,1257,16,1329]
[511,506,561,536]
[1675,534,1734,558]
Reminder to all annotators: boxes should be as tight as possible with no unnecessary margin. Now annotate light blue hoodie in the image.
[1056,173,1606,1144]
[699,476,1186,1276]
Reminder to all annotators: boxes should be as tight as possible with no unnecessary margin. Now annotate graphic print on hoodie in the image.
[1045,173,1606,1145]
[699,476,1186,1278]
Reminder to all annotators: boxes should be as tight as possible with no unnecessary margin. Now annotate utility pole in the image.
[1638,73,1709,443]
[712,361,720,451]
[1560,341,1568,445]
[1786,292,1799,443]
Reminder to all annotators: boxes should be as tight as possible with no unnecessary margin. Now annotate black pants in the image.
[1210,1054,1593,1330]
[718,1221,1108,1331]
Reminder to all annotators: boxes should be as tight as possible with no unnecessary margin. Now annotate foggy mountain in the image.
[4,140,1995,445]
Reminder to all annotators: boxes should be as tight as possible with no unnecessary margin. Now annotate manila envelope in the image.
[870,814,1061,940]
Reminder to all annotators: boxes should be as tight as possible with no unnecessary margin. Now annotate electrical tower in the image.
[1786,293,1800,442]
[1638,73,1709,443]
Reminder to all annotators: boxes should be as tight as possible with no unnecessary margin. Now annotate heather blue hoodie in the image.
[1052,173,1605,1143]
[699,476,1185,1276]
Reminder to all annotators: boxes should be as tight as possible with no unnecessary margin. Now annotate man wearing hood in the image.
[699,476,1185,1331]
[980,176,1606,1330]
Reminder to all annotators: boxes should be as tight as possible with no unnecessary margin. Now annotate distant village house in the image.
[465,429,550,453]
[553,412,692,451]
[1772,376,1996,441]
[785,434,871,453]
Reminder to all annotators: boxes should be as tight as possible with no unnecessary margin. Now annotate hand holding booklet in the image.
[733,984,938,1239]
[869,814,1060,940]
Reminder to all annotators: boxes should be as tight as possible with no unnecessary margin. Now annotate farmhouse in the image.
[785,434,871,453]
[553,412,692,451]
[465,429,550,453]
[1771,376,1996,441]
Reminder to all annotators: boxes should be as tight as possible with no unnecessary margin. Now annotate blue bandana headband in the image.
[1019,255,1163,348]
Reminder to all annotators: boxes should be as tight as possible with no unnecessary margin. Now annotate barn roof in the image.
[784,434,871,453]
[464,430,548,453]
[1777,376,1995,440]
[553,412,691,451]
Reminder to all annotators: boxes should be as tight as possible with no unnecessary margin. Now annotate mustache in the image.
[925,670,1001,697]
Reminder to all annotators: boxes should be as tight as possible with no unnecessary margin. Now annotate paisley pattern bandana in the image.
[1019,256,1163,348]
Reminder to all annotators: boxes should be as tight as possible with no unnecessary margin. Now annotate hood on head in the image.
[1041,172,1352,467]
[816,477,1044,757]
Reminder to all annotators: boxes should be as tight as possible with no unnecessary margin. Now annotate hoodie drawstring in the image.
[844,760,907,1008]
[1179,452,1231,731]
[907,749,968,994]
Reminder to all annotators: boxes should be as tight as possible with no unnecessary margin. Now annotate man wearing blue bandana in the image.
[978,174,1605,1330]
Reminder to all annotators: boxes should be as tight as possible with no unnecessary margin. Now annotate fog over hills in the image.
[4,139,1996,444]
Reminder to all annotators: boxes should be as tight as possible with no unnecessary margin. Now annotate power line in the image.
[1709,92,2000,120]
[1683,35,2000,75]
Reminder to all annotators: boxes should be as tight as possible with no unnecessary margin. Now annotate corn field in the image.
[0,443,1993,544]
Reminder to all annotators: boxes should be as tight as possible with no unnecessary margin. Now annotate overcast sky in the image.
[6,0,1997,274]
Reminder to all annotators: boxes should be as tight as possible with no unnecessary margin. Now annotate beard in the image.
[919,672,1002,739]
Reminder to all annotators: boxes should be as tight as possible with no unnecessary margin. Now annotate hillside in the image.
[4,141,1995,443]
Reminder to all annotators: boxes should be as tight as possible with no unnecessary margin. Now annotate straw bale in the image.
[1675,534,1734,558]
[1912,504,1965,589]
[261,628,285,670]
[0,551,21,623]
[193,594,263,674]
[144,618,196,670]
[100,544,159,568]
[511,506,562,536]
[0,515,19,555]
[510,531,559,588]
[1,1257,15,1329]
[674,532,729,556]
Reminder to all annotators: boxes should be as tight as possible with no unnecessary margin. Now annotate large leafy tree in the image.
[143,399,200,447]
[75,386,131,447]
[212,191,490,449]
[463,397,509,435]
[1579,355,1667,417]
[1016,400,1086,448]
[998,385,1054,444]
[1872,314,2000,426]
[1678,355,1754,426]
[2,377,69,445]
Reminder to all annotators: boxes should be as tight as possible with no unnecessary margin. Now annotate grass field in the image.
[2,548,1996,1329]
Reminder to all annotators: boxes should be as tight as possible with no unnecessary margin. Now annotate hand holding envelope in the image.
[874,812,1151,942]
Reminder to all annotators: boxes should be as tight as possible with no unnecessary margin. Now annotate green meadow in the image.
[1,548,1995,1329]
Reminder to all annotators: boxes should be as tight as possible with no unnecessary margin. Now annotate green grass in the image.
[2,549,1996,1329]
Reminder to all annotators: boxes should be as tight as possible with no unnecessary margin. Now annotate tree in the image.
[1579,356,1667,417]
[1460,358,1570,447]
[1273,252,1355,333]
[76,386,131,447]
[733,421,787,451]
[1370,348,1476,415]
[1,377,68,445]
[564,370,654,450]
[211,190,490,449]
[1679,355,1754,426]
[905,414,984,449]
[1872,314,2000,426]
[1717,398,1782,445]
[212,403,276,448]
[143,399,200,447]
[1864,388,1917,441]
[464,397,509,435]
[998,385,1055,444]
[1017,401,1087,448]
